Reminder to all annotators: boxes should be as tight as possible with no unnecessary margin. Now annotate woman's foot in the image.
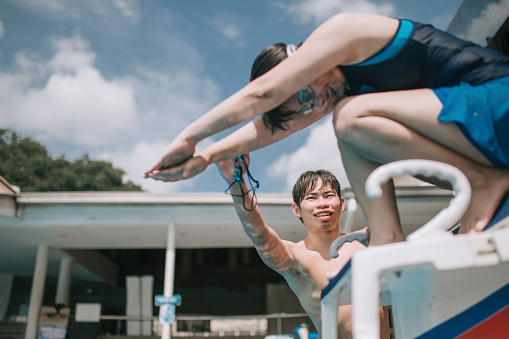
[459,167,509,233]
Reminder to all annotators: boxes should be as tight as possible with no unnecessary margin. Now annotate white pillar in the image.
[126,276,142,335]
[55,258,73,307]
[25,245,50,339]
[161,223,176,339]
[141,275,154,335]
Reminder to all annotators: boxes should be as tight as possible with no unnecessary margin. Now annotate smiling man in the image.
[216,155,389,339]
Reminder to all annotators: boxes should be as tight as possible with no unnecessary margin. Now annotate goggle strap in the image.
[225,155,260,211]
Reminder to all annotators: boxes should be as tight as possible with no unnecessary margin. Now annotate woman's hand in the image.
[144,138,196,179]
[147,155,208,182]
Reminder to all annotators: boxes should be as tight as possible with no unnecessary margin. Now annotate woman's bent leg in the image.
[334,90,509,236]
[337,140,405,246]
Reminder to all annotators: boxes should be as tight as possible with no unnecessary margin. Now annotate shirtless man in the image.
[216,155,389,338]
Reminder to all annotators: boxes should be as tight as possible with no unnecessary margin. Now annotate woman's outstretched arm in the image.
[144,13,398,179]
[147,102,332,182]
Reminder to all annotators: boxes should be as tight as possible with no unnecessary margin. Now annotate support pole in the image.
[25,245,50,339]
[161,223,176,339]
[55,258,73,307]
[340,197,358,233]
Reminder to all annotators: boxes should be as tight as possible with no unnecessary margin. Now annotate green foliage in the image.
[0,129,143,192]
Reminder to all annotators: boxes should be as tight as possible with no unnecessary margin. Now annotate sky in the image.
[0,0,492,195]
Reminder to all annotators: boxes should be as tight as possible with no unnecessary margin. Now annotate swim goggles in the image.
[296,86,320,113]
[225,155,260,211]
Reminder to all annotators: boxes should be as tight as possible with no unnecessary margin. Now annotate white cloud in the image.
[101,138,215,193]
[47,35,96,72]
[217,22,241,40]
[207,16,243,45]
[459,0,509,46]
[266,116,350,192]
[113,0,140,22]
[280,0,394,25]
[0,34,139,148]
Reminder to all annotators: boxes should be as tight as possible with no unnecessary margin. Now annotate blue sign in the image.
[154,294,182,306]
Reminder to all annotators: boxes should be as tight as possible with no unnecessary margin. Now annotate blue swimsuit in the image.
[338,19,509,167]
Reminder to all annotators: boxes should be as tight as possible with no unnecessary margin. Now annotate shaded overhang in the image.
[0,187,454,284]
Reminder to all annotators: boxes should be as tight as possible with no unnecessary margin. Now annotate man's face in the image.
[292,178,344,229]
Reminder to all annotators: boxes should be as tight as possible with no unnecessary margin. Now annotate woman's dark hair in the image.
[292,169,342,223]
[250,42,301,134]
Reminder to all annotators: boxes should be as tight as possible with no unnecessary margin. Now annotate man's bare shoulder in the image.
[282,239,329,268]
[352,227,368,235]
[283,239,314,262]
[338,229,368,253]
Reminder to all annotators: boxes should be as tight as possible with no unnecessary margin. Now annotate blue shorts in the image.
[434,75,509,168]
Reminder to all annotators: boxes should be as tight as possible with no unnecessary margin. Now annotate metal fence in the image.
[100,312,309,337]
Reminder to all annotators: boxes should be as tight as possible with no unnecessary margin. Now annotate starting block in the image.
[321,160,509,339]
[155,294,181,324]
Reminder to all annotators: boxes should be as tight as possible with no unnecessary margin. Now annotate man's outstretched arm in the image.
[216,155,295,272]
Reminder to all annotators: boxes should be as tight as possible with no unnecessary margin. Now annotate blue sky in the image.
[0,0,477,194]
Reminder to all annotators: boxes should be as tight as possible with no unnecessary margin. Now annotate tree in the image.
[0,129,142,192]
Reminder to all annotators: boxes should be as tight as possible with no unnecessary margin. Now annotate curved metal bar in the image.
[330,233,368,258]
[365,159,471,241]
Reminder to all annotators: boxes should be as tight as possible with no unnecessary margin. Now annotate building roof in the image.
[0,186,453,284]
[0,175,19,196]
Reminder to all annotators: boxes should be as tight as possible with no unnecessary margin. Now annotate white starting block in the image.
[321,160,509,339]
[155,294,182,324]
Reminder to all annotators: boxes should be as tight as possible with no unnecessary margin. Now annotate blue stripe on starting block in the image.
[416,282,509,338]
[321,259,351,299]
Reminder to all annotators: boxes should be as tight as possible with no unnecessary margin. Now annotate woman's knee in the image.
[333,96,372,144]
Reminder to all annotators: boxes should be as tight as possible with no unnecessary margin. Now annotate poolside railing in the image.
[99,312,309,337]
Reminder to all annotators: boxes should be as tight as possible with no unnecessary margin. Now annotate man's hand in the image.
[216,154,250,184]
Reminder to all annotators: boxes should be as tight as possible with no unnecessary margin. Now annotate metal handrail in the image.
[100,312,308,321]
